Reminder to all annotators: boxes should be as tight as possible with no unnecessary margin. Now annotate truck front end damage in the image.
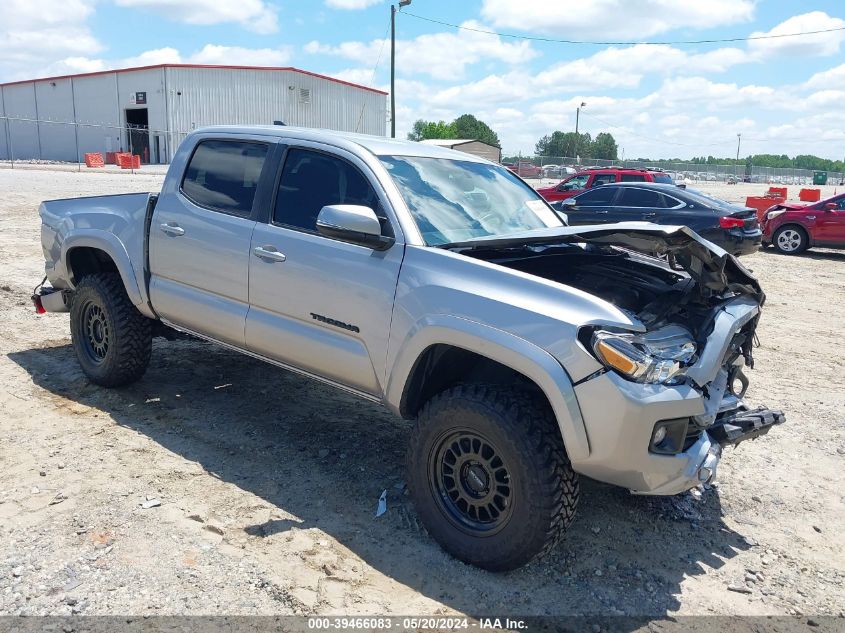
[450,223,785,495]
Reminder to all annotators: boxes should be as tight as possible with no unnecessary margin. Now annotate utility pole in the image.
[736,133,742,177]
[390,0,411,138]
[574,102,586,163]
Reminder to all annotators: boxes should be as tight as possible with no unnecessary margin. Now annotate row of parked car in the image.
[532,166,845,257]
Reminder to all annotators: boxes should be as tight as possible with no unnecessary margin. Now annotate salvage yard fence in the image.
[522,155,844,186]
[0,115,196,171]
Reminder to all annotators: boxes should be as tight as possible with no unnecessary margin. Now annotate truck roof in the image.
[193,125,490,163]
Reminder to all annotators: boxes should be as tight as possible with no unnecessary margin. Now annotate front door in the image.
[814,196,845,245]
[565,185,620,225]
[149,137,273,347]
[245,144,404,396]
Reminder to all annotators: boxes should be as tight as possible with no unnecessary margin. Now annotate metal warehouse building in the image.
[0,64,388,164]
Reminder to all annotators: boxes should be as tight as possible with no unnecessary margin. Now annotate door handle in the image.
[642,213,657,219]
[253,246,287,263]
[594,210,608,214]
[160,222,185,236]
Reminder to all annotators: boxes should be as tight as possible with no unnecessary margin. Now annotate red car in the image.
[504,161,543,179]
[762,193,845,254]
[536,167,675,202]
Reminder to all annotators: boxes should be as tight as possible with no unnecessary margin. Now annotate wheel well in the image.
[775,223,808,238]
[400,344,545,419]
[67,247,118,285]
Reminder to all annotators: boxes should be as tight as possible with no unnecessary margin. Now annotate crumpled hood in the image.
[448,222,764,303]
[774,201,810,211]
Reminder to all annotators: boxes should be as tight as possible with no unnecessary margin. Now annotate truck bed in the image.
[39,192,156,311]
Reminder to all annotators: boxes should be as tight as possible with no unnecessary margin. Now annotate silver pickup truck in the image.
[35,126,784,571]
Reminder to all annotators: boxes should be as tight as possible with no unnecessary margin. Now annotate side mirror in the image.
[824,202,837,211]
[316,205,395,251]
[561,198,578,209]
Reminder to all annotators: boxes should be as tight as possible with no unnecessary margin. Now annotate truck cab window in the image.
[181,140,268,217]
[274,148,384,233]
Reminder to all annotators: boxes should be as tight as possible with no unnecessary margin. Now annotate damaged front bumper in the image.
[570,293,785,496]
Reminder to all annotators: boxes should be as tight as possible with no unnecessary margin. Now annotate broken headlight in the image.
[590,324,697,385]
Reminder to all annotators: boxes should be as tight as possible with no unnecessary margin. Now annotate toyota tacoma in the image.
[34,126,784,571]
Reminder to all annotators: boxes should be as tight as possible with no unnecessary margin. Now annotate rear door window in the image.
[181,140,269,217]
[620,174,647,182]
[617,187,666,208]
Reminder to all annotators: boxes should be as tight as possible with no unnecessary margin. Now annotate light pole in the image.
[390,0,411,138]
[736,133,742,177]
[574,102,586,163]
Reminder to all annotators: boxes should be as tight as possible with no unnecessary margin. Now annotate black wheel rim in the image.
[78,300,111,364]
[429,429,513,535]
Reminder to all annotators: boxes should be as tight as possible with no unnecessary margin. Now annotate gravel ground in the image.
[0,168,843,618]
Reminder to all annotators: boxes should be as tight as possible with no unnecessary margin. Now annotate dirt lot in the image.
[0,167,844,618]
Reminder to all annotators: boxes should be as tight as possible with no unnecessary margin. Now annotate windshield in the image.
[379,155,562,245]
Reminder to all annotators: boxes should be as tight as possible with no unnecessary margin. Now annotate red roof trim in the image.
[0,64,388,95]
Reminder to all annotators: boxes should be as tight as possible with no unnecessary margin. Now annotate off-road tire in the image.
[406,385,579,571]
[70,273,152,387]
[772,224,809,255]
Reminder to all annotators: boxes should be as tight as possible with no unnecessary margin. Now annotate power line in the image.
[403,11,845,46]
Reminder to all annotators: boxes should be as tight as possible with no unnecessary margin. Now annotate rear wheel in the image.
[406,385,579,571]
[773,225,808,254]
[70,273,152,386]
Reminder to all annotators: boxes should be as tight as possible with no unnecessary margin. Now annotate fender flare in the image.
[61,231,144,307]
[385,315,591,461]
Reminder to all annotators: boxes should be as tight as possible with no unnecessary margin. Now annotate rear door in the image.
[565,186,621,225]
[245,143,404,396]
[149,136,275,347]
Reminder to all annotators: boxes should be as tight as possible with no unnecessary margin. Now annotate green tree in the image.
[406,119,457,142]
[591,132,618,160]
[535,131,593,158]
[452,114,500,147]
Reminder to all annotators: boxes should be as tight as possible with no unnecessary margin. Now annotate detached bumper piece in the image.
[32,287,71,313]
[708,406,785,447]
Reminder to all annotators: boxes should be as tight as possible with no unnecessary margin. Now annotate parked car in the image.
[504,161,543,178]
[536,167,676,202]
[762,193,845,254]
[33,127,783,571]
[552,183,762,256]
[541,164,575,179]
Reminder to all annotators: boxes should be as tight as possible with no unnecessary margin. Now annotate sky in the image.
[2,0,845,160]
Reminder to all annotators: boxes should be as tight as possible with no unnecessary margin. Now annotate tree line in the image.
[408,115,841,171]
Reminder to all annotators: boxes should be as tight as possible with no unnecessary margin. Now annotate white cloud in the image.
[748,12,845,59]
[480,0,755,39]
[188,44,292,66]
[804,62,845,90]
[114,0,278,34]
[0,0,102,81]
[305,20,538,80]
[325,0,383,8]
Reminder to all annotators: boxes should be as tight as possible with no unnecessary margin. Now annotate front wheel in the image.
[773,225,809,255]
[406,385,579,571]
[70,273,152,387]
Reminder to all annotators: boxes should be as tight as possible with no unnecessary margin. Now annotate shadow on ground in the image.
[9,339,753,618]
